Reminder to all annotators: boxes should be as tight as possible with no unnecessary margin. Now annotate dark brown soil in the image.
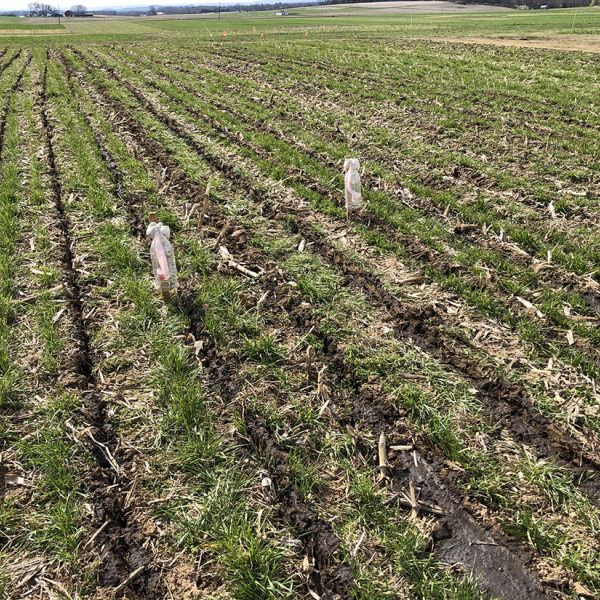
[245,411,356,600]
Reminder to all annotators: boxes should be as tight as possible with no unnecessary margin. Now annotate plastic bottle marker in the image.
[344,158,362,218]
[147,214,178,299]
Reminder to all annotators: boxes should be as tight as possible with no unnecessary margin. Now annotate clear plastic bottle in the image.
[146,221,178,297]
[344,158,362,217]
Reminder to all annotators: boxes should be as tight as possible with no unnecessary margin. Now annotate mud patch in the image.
[245,410,356,600]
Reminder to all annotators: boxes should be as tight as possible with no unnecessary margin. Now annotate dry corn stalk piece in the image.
[219,246,260,278]
[409,481,418,520]
[378,431,389,481]
[306,345,317,383]
[213,218,232,250]
[516,296,543,318]
[317,366,330,403]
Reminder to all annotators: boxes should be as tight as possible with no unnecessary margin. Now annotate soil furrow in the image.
[0,48,21,79]
[41,55,163,598]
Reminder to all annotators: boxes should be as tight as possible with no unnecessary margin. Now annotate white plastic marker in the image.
[147,213,178,300]
[344,158,362,219]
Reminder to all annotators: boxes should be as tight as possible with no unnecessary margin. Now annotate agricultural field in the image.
[0,7,599,600]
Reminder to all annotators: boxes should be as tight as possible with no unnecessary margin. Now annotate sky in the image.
[0,0,235,9]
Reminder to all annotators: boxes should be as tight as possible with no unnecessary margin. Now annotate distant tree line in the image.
[26,3,91,16]
[450,0,591,7]
[6,0,594,18]
[114,0,593,14]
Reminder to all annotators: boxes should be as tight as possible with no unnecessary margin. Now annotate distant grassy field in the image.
[2,6,598,40]
[0,17,64,31]
[0,6,599,600]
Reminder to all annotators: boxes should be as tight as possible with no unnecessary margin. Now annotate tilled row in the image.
[67,46,600,491]
[40,54,163,598]
[0,53,29,158]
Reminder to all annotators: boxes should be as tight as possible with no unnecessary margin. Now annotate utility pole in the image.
[218,2,221,19]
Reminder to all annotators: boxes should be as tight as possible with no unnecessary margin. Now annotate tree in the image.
[28,2,56,16]
[71,4,87,15]
[148,5,158,15]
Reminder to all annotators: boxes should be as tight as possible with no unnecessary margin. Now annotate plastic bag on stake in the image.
[344,158,362,218]
[147,215,177,299]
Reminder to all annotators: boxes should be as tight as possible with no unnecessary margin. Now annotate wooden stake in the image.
[409,481,418,520]
[160,280,171,302]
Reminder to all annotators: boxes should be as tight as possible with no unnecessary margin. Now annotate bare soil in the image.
[432,33,600,53]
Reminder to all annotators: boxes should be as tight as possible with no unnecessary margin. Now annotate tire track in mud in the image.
[281,300,550,600]
[69,47,600,499]
[41,55,163,598]
[58,50,358,599]
[0,54,29,159]
[0,48,22,79]
[63,50,569,598]
[183,286,358,599]
[109,45,600,319]
[244,410,357,600]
